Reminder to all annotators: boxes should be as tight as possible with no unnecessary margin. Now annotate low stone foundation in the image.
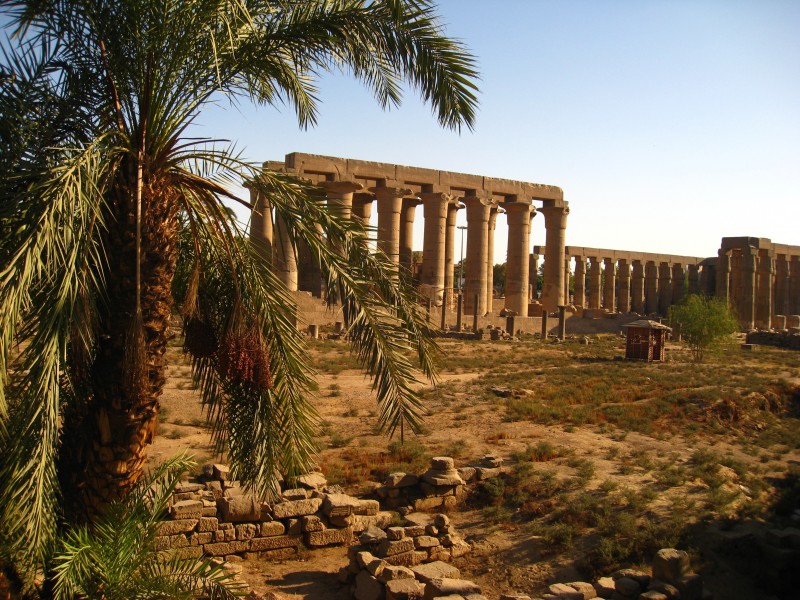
[745,329,800,350]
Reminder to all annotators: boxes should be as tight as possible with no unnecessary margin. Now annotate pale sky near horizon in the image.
[196,0,800,265]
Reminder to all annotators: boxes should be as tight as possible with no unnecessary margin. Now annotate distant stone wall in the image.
[745,330,800,350]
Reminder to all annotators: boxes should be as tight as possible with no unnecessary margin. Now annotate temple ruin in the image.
[250,153,799,331]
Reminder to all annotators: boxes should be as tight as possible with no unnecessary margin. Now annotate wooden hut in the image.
[621,319,671,361]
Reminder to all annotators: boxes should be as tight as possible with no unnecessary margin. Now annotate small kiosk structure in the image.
[621,319,671,361]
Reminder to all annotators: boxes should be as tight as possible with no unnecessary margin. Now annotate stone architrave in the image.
[463,194,494,315]
[486,207,501,313]
[658,262,672,316]
[399,197,421,273]
[716,249,730,305]
[739,248,757,329]
[573,257,586,307]
[249,187,273,265]
[672,263,685,305]
[645,261,659,315]
[370,183,413,265]
[603,257,616,312]
[617,259,631,313]
[419,191,452,306]
[503,201,533,316]
[273,212,298,291]
[687,264,700,295]
[631,260,645,314]
[539,205,569,312]
[444,201,463,309]
[756,249,773,329]
[587,257,602,310]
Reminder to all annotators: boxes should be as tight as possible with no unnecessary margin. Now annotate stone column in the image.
[463,194,493,315]
[420,191,451,306]
[756,250,773,329]
[631,260,645,314]
[617,259,631,313]
[603,258,616,312]
[658,262,673,316]
[529,253,540,302]
[539,204,569,313]
[504,201,533,317]
[716,249,731,305]
[321,180,362,220]
[740,248,757,329]
[564,257,572,305]
[352,193,374,227]
[444,200,463,309]
[588,257,602,310]
[672,263,685,305]
[274,212,298,291]
[486,207,501,314]
[399,197,421,273]
[573,257,586,308]
[791,256,800,315]
[370,183,412,264]
[645,261,659,315]
[774,255,790,316]
[249,187,273,265]
[687,264,700,296]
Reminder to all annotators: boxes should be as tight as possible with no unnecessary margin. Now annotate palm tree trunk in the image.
[60,176,180,520]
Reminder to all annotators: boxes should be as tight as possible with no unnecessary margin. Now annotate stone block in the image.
[198,517,218,532]
[366,558,388,578]
[282,488,308,501]
[286,518,302,536]
[593,577,615,598]
[217,495,261,522]
[356,499,381,516]
[154,535,189,551]
[175,481,203,494]
[423,578,480,600]
[271,497,322,519]
[203,540,248,556]
[385,472,419,488]
[420,482,455,498]
[355,570,384,600]
[260,521,286,537]
[474,466,501,480]
[411,561,460,583]
[169,500,203,520]
[205,481,223,500]
[420,470,464,487]
[302,515,325,532]
[449,540,470,558]
[172,546,204,559]
[296,471,328,490]
[323,493,362,517]
[565,581,597,599]
[249,535,299,552]
[172,491,202,502]
[156,519,198,536]
[639,592,667,600]
[404,525,426,537]
[386,578,425,600]
[189,532,212,545]
[212,463,229,481]
[434,514,450,528]
[353,515,382,532]
[234,523,256,540]
[383,551,421,567]
[387,527,406,540]
[380,565,415,582]
[413,497,443,512]
[457,467,477,482]
[548,583,584,599]
[427,547,450,562]
[614,577,641,597]
[431,457,455,470]
[329,514,355,528]
[360,526,388,545]
[652,548,691,584]
[357,551,378,568]
[306,526,353,547]
[612,569,650,589]
[378,537,415,557]
[414,536,440,549]
[404,513,432,527]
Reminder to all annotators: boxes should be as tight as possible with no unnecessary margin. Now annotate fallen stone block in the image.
[212,463,229,481]
[383,551,422,567]
[282,488,308,501]
[323,492,362,517]
[380,565,416,582]
[355,570,383,600]
[378,537,415,557]
[593,577,615,598]
[457,467,477,483]
[157,519,198,536]
[474,466,501,480]
[235,523,257,540]
[413,497,444,512]
[296,471,327,490]
[404,525,426,537]
[423,577,480,600]
[302,515,325,532]
[386,472,419,488]
[169,500,203,520]
[360,525,388,545]
[404,513,432,527]
[639,592,668,600]
[612,569,650,589]
[260,521,286,536]
[305,526,353,547]
[329,514,355,528]
[271,497,322,519]
[411,561,460,583]
[565,581,597,599]
[356,499,381,516]
[427,547,450,562]
[613,577,641,598]
[386,577,425,599]
[652,549,691,584]
[449,541,470,558]
[414,536,440,549]
[387,527,406,540]
[548,582,584,599]
[217,495,261,522]
[203,540,249,556]
[249,535,299,552]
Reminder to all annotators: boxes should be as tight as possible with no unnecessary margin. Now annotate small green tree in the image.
[669,295,739,362]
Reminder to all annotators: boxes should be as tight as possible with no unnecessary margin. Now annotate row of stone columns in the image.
[716,248,800,329]
[569,256,707,317]
[251,182,570,318]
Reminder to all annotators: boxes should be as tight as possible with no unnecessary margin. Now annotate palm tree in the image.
[0,0,478,583]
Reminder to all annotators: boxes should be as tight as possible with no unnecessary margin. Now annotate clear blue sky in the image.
[196,0,800,264]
